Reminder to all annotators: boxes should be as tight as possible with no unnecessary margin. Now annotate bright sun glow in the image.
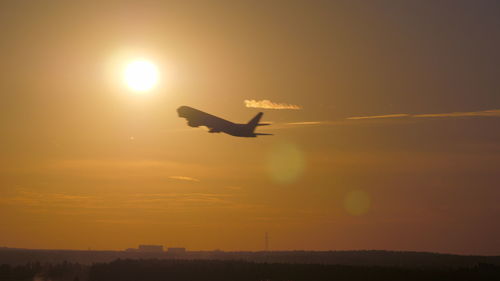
[123,60,159,92]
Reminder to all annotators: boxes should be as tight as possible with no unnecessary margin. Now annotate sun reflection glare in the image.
[123,60,159,92]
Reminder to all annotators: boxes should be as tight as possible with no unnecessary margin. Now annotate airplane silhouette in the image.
[177,106,273,137]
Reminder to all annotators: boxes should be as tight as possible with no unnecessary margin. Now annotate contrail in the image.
[347,109,500,120]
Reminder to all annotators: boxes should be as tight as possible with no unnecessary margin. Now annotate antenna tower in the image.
[265,232,269,251]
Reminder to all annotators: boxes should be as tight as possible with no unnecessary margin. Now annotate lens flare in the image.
[267,143,304,184]
[344,190,371,216]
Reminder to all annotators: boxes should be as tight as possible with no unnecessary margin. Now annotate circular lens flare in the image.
[123,60,159,92]
[344,190,371,216]
[267,143,304,184]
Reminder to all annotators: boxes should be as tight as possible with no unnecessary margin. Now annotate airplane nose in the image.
[177,106,187,117]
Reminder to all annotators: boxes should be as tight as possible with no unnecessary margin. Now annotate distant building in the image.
[167,247,186,254]
[138,245,164,252]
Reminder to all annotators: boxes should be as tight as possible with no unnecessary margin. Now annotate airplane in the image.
[177,106,273,137]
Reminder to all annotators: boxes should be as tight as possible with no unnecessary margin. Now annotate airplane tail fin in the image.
[248,112,272,136]
[247,112,264,129]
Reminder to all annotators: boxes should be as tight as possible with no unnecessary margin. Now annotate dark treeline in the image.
[2,248,500,267]
[2,259,500,281]
[0,262,86,281]
[88,259,500,281]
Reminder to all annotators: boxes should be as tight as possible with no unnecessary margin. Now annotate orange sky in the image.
[0,1,499,255]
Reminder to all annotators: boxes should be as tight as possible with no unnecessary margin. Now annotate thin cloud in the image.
[0,189,249,217]
[169,176,200,182]
[224,186,243,191]
[244,99,302,110]
[0,189,102,210]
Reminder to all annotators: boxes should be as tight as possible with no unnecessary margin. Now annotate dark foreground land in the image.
[1,247,500,267]
[1,259,500,281]
[2,248,500,281]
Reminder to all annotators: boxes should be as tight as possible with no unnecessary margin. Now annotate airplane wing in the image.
[254,133,273,136]
[177,106,234,131]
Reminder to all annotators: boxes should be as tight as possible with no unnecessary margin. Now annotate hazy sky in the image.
[0,0,499,255]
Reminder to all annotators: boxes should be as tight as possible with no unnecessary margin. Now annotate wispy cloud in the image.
[0,189,101,211]
[169,176,200,182]
[129,192,232,205]
[244,99,302,110]
[0,189,244,215]
[347,109,500,120]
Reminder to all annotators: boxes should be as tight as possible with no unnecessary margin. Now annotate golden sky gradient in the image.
[0,1,499,255]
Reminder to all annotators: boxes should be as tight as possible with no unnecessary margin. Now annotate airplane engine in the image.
[187,121,200,127]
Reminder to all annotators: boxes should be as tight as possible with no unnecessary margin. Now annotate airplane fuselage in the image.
[209,122,257,137]
[177,106,271,138]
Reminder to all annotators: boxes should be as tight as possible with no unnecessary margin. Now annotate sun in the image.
[123,60,159,92]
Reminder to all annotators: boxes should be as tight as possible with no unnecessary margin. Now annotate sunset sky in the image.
[0,1,499,255]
